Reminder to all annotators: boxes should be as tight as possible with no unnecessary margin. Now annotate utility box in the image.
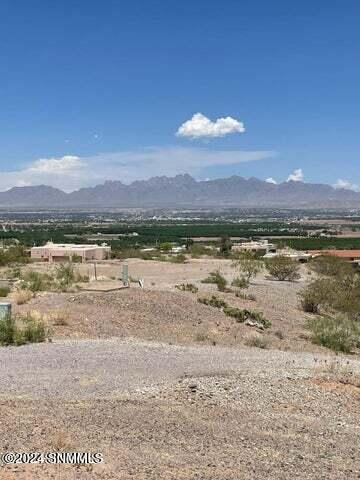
[0,302,11,320]
[122,263,129,286]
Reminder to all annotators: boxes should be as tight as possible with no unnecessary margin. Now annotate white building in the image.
[232,239,276,254]
[263,247,311,263]
[31,242,111,263]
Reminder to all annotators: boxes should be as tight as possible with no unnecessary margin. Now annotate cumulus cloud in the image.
[265,177,277,184]
[28,155,84,174]
[176,113,245,139]
[0,147,275,192]
[334,178,360,192]
[287,168,304,182]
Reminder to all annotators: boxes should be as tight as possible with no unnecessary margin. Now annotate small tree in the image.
[233,258,262,282]
[55,263,75,290]
[309,255,353,277]
[265,256,300,281]
[218,235,232,257]
[159,242,172,253]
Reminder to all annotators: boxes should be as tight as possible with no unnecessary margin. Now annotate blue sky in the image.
[0,0,359,191]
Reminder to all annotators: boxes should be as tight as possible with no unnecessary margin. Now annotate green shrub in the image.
[265,256,300,281]
[201,270,227,291]
[307,315,359,353]
[309,255,353,277]
[0,245,28,266]
[223,306,271,328]
[21,314,47,343]
[299,278,330,313]
[169,253,186,264]
[0,315,16,345]
[55,263,75,290]
[175,283,198,293]
[189,244,213,257]
[0,287,10,297]
[0,313,48,346]
[20,271,54,292]
[218,235,232,257]
[232,258,262,282]
[300,275,360,320]
[231,276,249,289]
[198,295,228,308]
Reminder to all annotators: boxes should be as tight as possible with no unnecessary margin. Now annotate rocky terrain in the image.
[1,258,360,479]
[0,340,359,479]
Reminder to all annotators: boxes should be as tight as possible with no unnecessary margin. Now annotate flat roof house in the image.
[31,242,111,263]
[309,250,360,262]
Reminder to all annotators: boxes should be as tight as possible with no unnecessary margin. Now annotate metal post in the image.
[122,263,128,286]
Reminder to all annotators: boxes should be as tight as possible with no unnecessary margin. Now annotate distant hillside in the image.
[0,174,359,208]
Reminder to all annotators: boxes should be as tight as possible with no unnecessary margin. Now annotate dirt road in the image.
[1,339,360,479]
[1,338,359,399]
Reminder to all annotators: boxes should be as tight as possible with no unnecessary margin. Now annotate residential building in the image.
[31,242,111,263]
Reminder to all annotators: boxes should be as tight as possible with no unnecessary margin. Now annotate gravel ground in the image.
[2,259,359,479]
[0,339,359,479]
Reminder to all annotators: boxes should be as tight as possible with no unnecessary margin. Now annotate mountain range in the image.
[0,174,359,208]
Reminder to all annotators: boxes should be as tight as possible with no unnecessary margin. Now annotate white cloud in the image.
[0,147,275,192]
[176,113,245,139]
[28,155,84,174]
[287,168,304,182]
[334,178,360,192]
[265,177,277,184]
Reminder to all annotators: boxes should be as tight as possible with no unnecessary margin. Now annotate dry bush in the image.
[46,309,70,326]
[265,256,300,281]
[244,334,269,349]
[50,429,73,451]
[13,289,33,305]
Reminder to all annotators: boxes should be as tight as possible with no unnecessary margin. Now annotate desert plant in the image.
[224,306,271,328]
[309,255,353,277]
[0,315,16,345]
[265,256,300,281]
[198,295,228,308]
[159,242,172,253]
[12,289,33,305]
[299,278,330,313]
[20,270,54,292]
[0,286,10,297]
[218,235,232,257]
[307,315,359,353]
[201,270,227,291]
[235,291,256,301]
[175,283,198,293]
[231,276,249,289]
[0,312,47,346]
[55,263,75,290]
[20,313,47,343]
[245,335,269,349]
[233,258,262,282]
[169,253,187,264]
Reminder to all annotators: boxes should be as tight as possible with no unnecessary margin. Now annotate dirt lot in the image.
[1,257,359,479]
[13,258,317,352]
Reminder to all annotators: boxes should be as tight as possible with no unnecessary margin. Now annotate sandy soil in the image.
[12,258,318,352]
